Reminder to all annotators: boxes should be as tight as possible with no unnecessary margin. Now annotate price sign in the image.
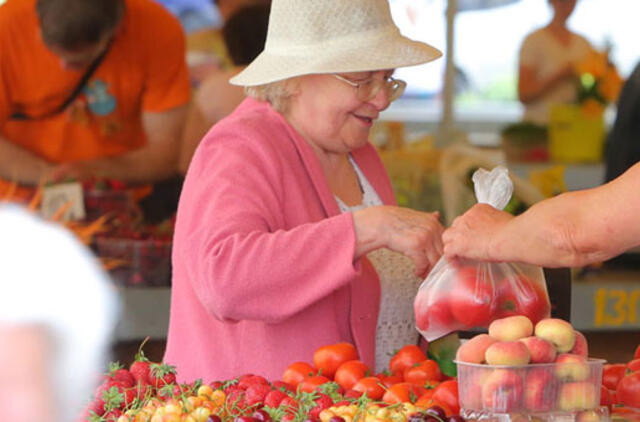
[593,287,640,328]
[41,182,86,221]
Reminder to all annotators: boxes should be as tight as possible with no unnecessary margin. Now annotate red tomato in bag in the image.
[415,292,453,333]
[448,267,495,328]
[617,371,640,408]
[496,275,550,324]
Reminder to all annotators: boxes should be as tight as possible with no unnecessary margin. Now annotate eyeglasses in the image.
[332,74,407,103]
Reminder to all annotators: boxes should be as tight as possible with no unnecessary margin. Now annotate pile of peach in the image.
[455,316,603,416]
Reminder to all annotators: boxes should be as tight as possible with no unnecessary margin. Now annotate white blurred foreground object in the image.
[0,205,118,422]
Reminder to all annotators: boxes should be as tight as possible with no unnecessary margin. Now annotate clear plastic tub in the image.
[456,359,606,421]
[95,236,172,287]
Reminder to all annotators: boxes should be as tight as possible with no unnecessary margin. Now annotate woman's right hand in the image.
[352,205,444,278]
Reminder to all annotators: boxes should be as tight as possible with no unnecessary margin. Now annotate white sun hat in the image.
[229,0,443,86]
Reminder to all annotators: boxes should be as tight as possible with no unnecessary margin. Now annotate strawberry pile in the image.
[80,341,464,422]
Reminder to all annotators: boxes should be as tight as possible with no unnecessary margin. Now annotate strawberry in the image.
[148,362,177,389]
[279,396,299,412]
[263,389,289,408]
[226,388,248,410]
[210,381,224,390]
[245,384,272,406]
[238,374,270,390]
[129,338,152,384]
[344,389,363,399]
[271,380,295,393]
[102,408,122,421]
[309,393,333,420]
[108,362,135,387]
[134,379,153,403]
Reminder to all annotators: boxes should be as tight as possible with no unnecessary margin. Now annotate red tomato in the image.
[334,360,371,390]
[496,275,550,324]
[603,363,628,390]
[432,379,459,415]
[634,344,640,360]
[389,345,427,375]
[381,382,426,404]
[415,294,454,334]
[601,385,613,409]
[403,360,443,386]
[448,267,495,328]
[352,377,385,400]
[628,359,640,373]
[376,370,404,388]
[313,343,358,379]
[298,375,331,393]
[617,371,640,408]
[282,362,316,387]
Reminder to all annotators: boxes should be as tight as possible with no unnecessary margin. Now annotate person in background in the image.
[0,206,118,422]
[164,0,444,381]
[605,60,640,182]
[186,0,270,75]
[0,0,190,186]
[518,0,595,124]
[442,161,640,269]
[179,3,270,173]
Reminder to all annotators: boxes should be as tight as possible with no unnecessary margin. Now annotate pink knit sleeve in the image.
[175,135,362,323]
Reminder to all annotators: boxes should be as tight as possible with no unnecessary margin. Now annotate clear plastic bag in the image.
[414,166,551,341]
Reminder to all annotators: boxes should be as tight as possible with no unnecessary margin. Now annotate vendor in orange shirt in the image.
[0,0,191,186]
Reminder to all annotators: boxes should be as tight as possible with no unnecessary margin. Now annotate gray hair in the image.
[245,79,297,114]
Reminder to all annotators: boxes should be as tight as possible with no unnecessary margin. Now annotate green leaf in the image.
[427,332,461,377]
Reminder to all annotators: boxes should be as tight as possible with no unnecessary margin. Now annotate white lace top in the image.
[335,156,422,373]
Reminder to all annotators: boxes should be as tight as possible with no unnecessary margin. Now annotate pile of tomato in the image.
[82,342,462,422]
[602,345,640,421]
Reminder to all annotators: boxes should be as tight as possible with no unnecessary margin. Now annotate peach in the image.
[485,341,531,366]
[524,367,556,412]
[519,336,557,363]
[534,318,576,353]
[558,382,598,411]
[570,330,589,357]
[456,334,498,364]
[481,369,524,412]
[555,353,590,382]
[489,315,534,341]
[576,410,602,422]
[459,366,492,410]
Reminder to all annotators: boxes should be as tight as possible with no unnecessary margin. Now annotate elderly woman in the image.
[518,0,595,124]
[165,0,443,381]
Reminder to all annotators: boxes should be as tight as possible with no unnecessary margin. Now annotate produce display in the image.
[455,315,606,421]
[81,342,463,422]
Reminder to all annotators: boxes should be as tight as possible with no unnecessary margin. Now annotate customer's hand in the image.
[443,203,514,262]
[353,206,444,277]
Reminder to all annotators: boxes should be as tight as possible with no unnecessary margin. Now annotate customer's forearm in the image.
[492,189,629,268]
[0,135,51,185]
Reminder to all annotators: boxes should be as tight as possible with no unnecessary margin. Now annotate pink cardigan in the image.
[164,98,397,382]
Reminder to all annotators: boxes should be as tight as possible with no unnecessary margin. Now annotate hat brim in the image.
[230,35,442,86]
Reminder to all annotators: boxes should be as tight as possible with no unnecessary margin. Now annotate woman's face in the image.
[285,70,395,155]
[550,0,577,23]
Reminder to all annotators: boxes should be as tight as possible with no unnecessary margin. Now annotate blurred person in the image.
[164,0,444,380]
[0,0,190,186]
[0,205,118,422]
[518,0,595,124]
[179,3,270,173]
[442,161,640,269]
[186,0,271,74]
[605,60,640,182]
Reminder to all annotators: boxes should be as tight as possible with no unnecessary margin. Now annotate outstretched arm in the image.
[444,162,640,267]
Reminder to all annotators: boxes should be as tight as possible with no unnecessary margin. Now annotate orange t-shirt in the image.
[0,0,191,163]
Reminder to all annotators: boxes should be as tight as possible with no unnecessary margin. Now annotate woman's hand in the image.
[443,203,514,262]
[353,206,444,277]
